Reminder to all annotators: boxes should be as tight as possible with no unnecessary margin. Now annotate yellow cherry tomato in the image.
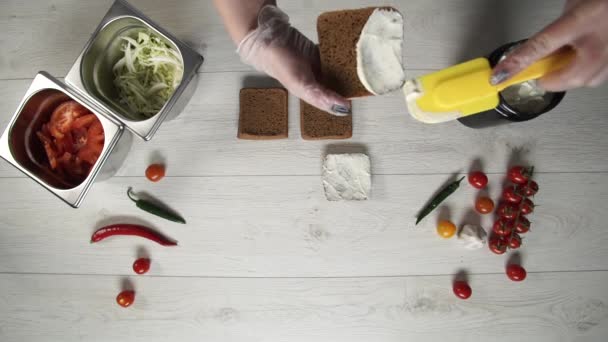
[437,220,457,238]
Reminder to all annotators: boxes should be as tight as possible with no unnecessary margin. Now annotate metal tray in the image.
[0,72,131,208]
[0,0,203,207]
[65,0,204,140]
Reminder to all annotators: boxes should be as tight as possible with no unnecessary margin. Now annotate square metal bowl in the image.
[66,0,204,141]
[0,72,131,208]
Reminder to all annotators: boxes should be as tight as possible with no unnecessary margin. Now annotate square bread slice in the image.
[317,7,403,98]
[300,100,352,140]
[238,88,288,140]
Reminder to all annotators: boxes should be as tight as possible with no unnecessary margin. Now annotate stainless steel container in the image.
[0,0,203,207]
[66,0,204,141]
[0,72,131,207]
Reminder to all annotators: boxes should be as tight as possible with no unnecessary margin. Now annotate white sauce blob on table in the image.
[323,153,371,201]
[458,224,487,250]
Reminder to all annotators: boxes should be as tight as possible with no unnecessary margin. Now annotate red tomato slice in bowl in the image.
[48,101,89,139]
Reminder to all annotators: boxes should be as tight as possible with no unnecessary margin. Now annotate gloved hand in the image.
[237,5,351,116]
[491,0,608,91]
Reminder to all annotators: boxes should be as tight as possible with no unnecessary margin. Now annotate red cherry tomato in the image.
[488,235,508,254]
[497,203,519,220]
[502,185,523,204]
[133,258,151,275]
[475,196,495,214]
[493,218,514,237]
[515,217,531,234]
[506,264,527,281]
[516,181,539,197]
[468,171,488,189]
[453,281,472,299]
[507,233,522,249]
[508,166,531,185]
[145,164,166,182]
[116,290,135,308]
[520,198,535,215]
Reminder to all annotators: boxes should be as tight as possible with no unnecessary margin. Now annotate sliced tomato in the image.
[48,101,89,139]
[36,124,52,145]
[42,141,59,169]
[71,127,88,150]
[78,146,102,165]
[71,114,97,129]
[36,127,59,169]
[37,100,104,184]
[78,122,104,166]
[88,121,105,142]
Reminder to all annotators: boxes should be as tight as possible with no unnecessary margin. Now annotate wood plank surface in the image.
[0,0,562,79]
[1,271,607,342]
[1,74,607,178]
[2,1,608,341]
[1,173,606,277]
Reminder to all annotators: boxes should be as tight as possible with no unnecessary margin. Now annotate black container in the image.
[459,40,566,128]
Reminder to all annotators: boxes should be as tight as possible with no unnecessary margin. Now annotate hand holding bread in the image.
[236,5,351,116]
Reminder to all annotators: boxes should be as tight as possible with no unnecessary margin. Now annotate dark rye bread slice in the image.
[238,88,288,140]
[300,100,352,140]
[317,7,394,98]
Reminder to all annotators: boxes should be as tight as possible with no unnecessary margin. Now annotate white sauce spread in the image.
[458,224,487,250]
[403,79,462,123]
[356,9,406,95]
[322,153,371,201]
[501,80,552,114]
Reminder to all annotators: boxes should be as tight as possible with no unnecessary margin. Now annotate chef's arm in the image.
[213,0,276,44]
[212,0,351,115]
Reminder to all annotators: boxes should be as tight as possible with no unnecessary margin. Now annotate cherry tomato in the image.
[116,290,135,308]
[502,185,523,204]
[489,235,508,254]
[516,181,539,197]
[145,164,166,182]
[468,171,488,189]
[507,233,522,249]
[508,166,532,185]
[520,198,535,215]
[492,218,514,237]
[506,264,527,281]
[475,196,495,214]
[515,217,531,234]
[437,220,457,239]
[133,258,151,275]
[453,281,472,299]
[497,202,519,220]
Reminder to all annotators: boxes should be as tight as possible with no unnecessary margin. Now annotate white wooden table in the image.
[1,1,608,341]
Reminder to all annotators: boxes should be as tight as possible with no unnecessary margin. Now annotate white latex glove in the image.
[237,5,351,116]
[492,0,608,91]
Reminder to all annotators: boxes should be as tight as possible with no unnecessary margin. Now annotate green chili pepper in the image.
[127,187,186,224]
[416,176,465,225]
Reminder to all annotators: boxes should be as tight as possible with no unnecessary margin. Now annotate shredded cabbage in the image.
[113,31,184,118]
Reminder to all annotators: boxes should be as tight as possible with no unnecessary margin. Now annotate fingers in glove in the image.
[293,82,351,116]
[539,35,608,91]
[490,2,590,85]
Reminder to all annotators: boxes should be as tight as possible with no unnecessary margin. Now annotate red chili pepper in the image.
[91,224,177,246]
